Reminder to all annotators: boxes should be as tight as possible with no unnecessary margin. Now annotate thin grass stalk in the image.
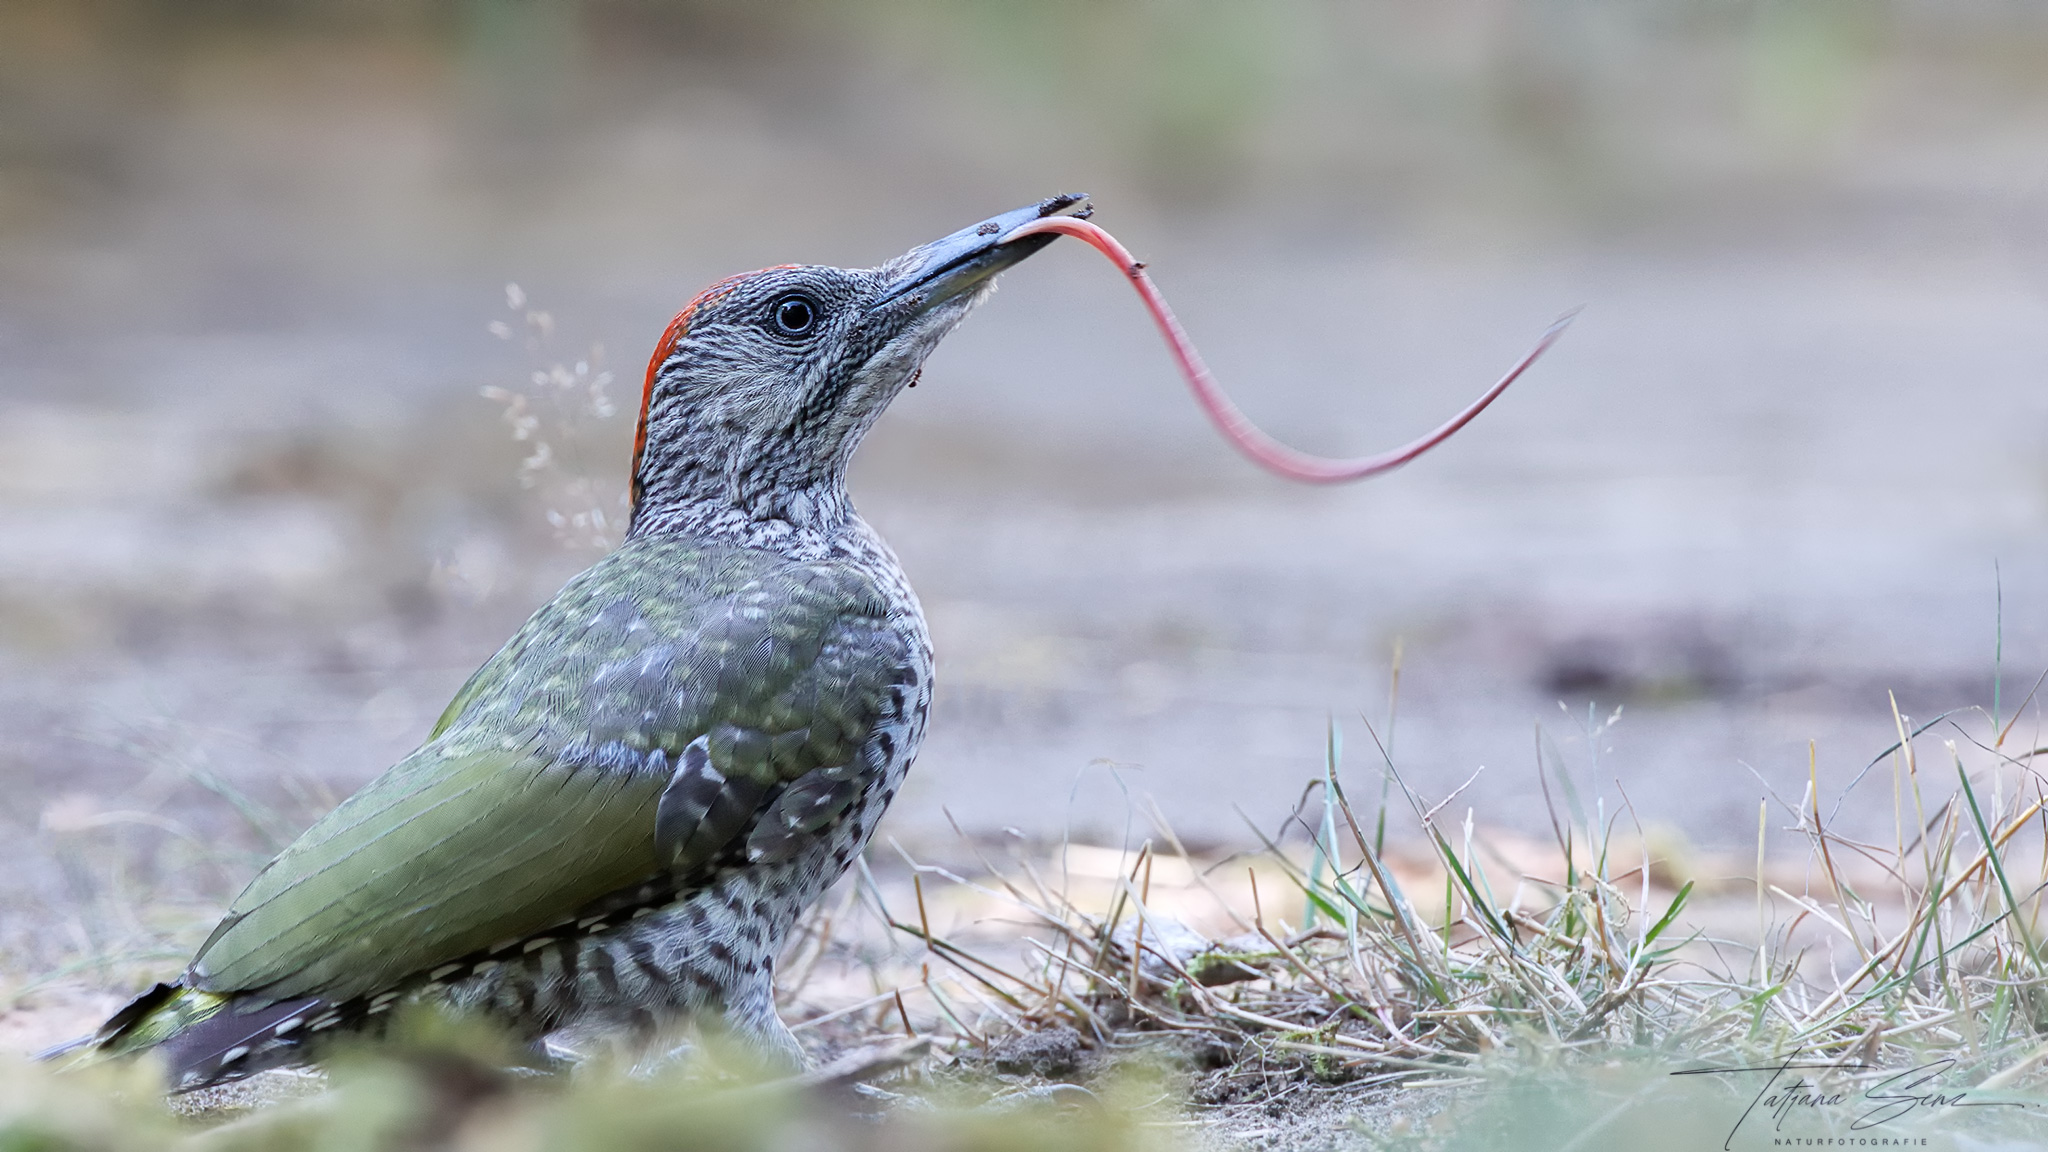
[880,912,1041,1005]
[1995,667,2048,752]
[1303,721,1341,931]
[1377,639,1403,857]
[1141,794,1253,934]
[1810,741,1873,970]
[1325,797,1451,1004]
[921,967,982,1045]
[1090,842,1152,986]
[1249,873,1373,1023]
[1756,799,1770,986]
[1128,852,1153,1002]
[1954,751,2043,968]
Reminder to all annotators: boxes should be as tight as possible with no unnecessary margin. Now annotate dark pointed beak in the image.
[872,193,1091,311]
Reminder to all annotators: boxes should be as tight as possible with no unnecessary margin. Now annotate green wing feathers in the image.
[190,747,667,1005]
[177,537,910,1010]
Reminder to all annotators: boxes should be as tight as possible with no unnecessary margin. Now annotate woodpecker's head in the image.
[627,194,1088,540]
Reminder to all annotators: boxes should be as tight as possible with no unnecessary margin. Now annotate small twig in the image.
[913,874,934,950]
[792,1036,931,1091]
[893,988,917,1038]
[790,989,905,1034]
[1128,850,1154,1001]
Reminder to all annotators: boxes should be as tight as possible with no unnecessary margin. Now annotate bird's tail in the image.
[53,981,325,1092]
[86,982,227,1058]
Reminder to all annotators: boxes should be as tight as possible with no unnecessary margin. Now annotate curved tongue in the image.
[998,214,1575,485]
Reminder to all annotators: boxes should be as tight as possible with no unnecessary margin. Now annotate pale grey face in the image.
[628,195,1086,535]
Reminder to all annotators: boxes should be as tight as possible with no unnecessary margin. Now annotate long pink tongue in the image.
[999,215,1574,484]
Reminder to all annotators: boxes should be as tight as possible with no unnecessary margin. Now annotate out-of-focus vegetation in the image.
[6,1020,1183,1152]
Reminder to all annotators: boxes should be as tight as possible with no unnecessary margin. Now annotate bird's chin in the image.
[912,278,994,338]
[861,284,990,395]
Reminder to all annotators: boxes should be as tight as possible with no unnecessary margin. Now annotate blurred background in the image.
[3,0,2047,973]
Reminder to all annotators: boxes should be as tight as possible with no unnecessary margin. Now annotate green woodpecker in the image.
[83,194,1092,1091]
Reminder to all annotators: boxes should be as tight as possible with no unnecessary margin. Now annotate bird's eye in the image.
[771,295,817,337]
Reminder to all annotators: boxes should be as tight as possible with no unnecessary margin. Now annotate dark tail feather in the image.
[94,982,185,1046]
[159,994,325,1092]
[34,1033,97,1063]
[72,980,329,1093]
[38,981,185,1065]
